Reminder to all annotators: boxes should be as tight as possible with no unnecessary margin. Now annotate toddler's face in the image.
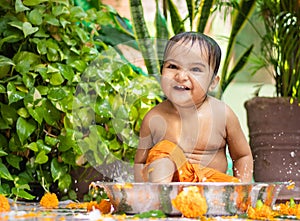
[161,40,218,108]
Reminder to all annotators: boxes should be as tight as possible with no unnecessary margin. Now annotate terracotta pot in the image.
[244,97,300,201]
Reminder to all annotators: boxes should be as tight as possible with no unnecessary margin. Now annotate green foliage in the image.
[0,0,161,200]
[254,0,300,103]
[129,0,256,99]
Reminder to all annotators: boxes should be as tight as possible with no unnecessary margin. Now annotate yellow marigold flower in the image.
[40,192,59,209]
[172,186,207,218]
[247,204,277,220]
[286,180,295,190]
[0,194,10,212]
[66,202,90,209]
[278,199,300,217]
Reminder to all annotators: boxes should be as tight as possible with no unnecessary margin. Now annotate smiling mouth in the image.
[174,85,190,91]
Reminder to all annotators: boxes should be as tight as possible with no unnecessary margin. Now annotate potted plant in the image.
[244,0,300,201]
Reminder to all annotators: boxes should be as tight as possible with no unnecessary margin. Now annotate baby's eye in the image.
[167,64,178,69]
[191,67,202,72]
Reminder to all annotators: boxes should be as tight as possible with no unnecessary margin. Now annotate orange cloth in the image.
[144,140,240,182]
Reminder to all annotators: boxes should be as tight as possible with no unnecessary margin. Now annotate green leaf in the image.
[0,162,13,180]
[0,35,23,51]
[45,136,59,146]
[52,5,69,17]
[51,158,68,182]
[155,0,169,63]
[24,89,44,125]
[28,8,44,25]
[167,0,185,34]
[6,154,22,170]
[44,14,60,26]
[48,87,67,101]
[0,150,8,157]
[7,82,26,104]
[70,6,87,19]
[0,134,8,150]
[196,0,215,33]
[61,150,76,165]
[130,0,160,77]
[58,134,76,152]
[58,173,71,191]
[1,103,18,126]
[35,150,48,164]
[16,117,36,144]
[12,188,35,200]
[26,142,38,152]
[13,51,41,72]
[15,0,30,13]
[56,63,75,81]
[0,55,15,67]
[73,26,89,43]
[256,199,263,209]
[50,72,65,85]
[23,22,39,38]
[42,100,61,126]
[0,184,10,195]
[94,99,113,118]
[222,45,254,92]
[23,0,48,6]
[186,0,194,29]
[134,210,166,218]
[36,139,52,154]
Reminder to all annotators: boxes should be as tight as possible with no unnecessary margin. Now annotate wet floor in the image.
[0,200,298,221]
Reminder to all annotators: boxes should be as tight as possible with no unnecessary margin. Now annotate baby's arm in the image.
[225,106,253,182]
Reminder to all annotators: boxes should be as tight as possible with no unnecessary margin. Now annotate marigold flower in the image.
[172,186,207,218]
[247,204,277,220]
[87,199,112,214]
[0,194,10,212]
[40,192,59,209]
[66,202,90,209]
[278,199,300,218]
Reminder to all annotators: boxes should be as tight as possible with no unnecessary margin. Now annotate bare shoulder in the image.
[140,100,169,128]
[144,100,173,117]
[206,96,231,113]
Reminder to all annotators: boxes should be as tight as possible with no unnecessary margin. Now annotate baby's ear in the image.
[209,75,219,91]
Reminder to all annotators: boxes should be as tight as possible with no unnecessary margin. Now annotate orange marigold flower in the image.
[247,204,277,220]
[278,199,300,218]
[286,180,295,190]
[87,199,112,214]
[172,186,207,218]
[40,192,59,209]
[0,194,10,212]
[66,202,90,209]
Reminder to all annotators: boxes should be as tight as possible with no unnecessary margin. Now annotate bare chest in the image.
[151,114,226,152]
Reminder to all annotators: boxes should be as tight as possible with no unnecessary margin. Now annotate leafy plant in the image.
[253,0,300,103]
[129,0,256,99]
[0,0,161,200]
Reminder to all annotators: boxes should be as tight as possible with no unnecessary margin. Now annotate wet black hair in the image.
[162,31,221,76]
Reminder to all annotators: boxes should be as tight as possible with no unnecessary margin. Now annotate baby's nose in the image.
[175,70,189,81]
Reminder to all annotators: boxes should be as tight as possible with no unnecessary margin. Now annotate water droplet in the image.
[290,151,296,157]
